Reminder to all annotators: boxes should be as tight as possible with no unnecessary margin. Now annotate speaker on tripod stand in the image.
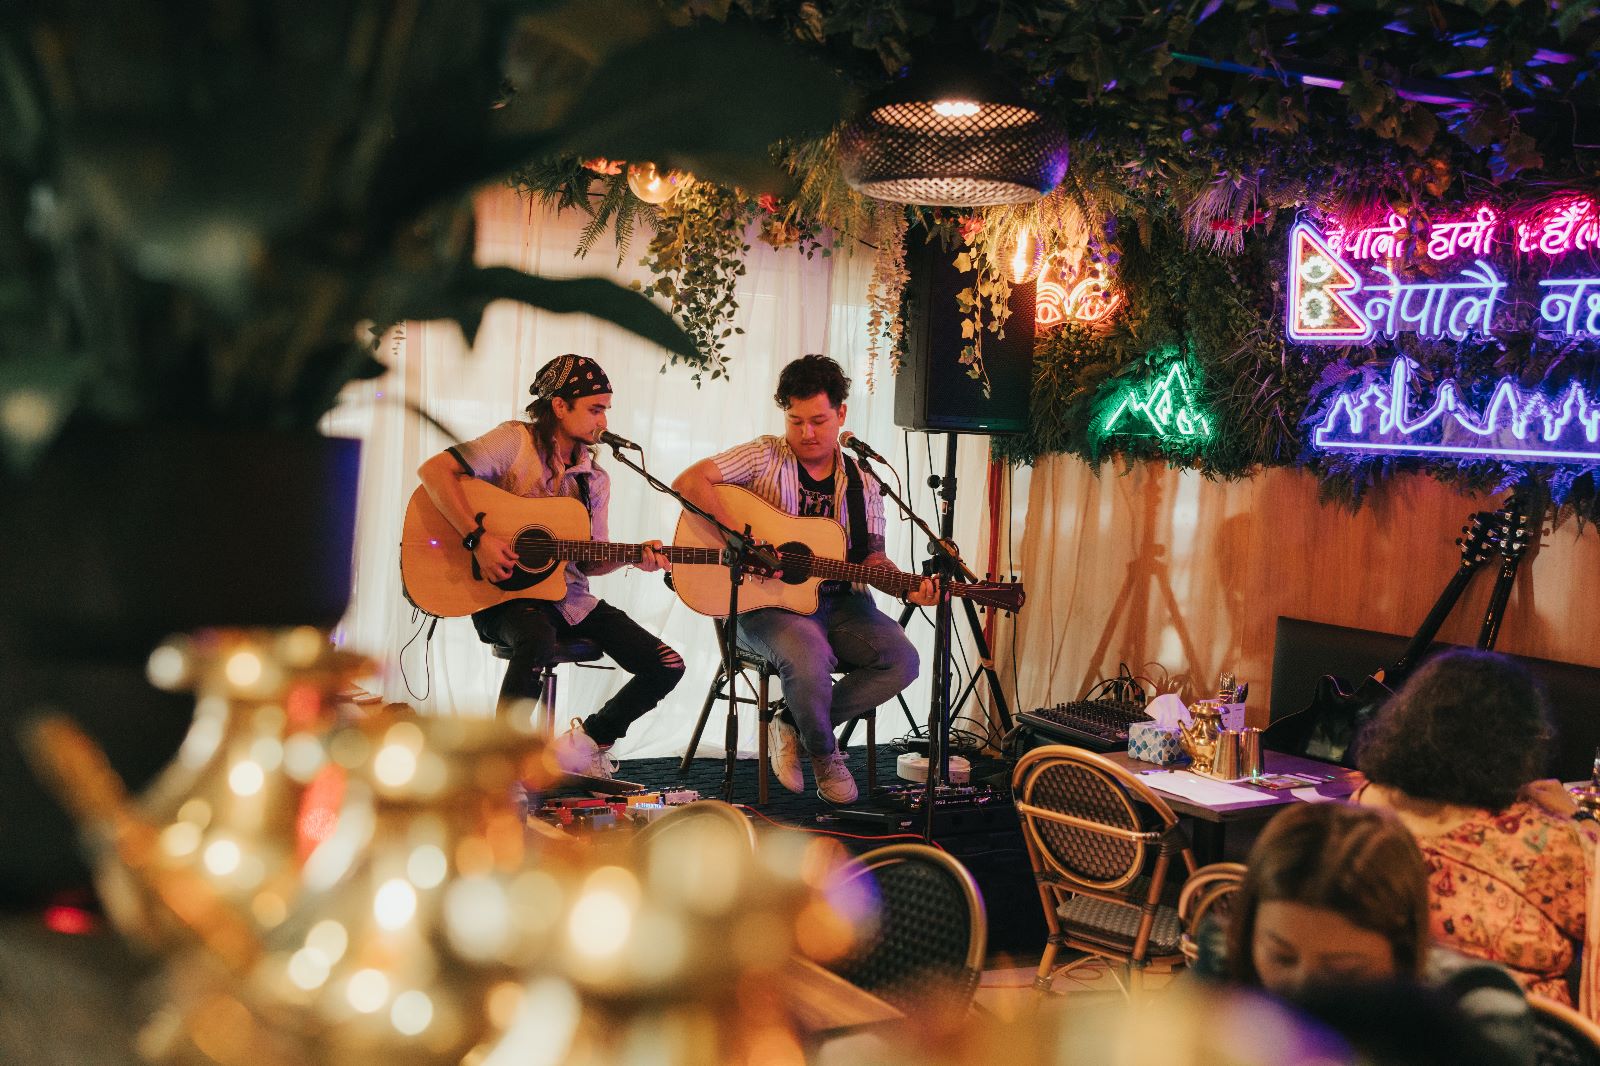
[894,229,1036,435]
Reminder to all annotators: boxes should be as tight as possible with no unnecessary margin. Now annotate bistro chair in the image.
[490,636,607,735]
[679,620,877,803]
[1176,862,1246,970]
[1530,995,1600,1066]
[824,843,988,1020]
[1012,744,1196,996]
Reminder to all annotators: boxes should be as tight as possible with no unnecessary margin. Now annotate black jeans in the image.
[472,599,684,745]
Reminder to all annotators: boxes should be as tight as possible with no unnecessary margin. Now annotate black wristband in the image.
[462,512,486,552]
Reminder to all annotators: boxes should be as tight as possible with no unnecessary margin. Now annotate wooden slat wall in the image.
[1004,456,1600,727]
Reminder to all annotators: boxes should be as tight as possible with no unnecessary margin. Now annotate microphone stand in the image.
[854,432,1013,843]
[603,442,776,802]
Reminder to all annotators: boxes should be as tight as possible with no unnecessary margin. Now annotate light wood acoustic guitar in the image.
[670,484,1026,618]
[399,481,752,617]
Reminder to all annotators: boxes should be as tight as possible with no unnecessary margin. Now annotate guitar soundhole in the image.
[504,527,560,589]
[776,541,812,585]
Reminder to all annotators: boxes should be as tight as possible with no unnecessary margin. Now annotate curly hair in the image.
[1356,649,1551,812]
[1228,803,1430,987]
[774,353,850,409]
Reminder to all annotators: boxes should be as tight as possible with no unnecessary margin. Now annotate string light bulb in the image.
[626,162,692,205]
[1006,226,1045,285]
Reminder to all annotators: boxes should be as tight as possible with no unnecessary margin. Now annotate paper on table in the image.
[1142,771,1282,806]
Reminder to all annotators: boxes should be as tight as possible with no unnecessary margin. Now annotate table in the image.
[779,956,904,1041]
[1105,750,1361,863]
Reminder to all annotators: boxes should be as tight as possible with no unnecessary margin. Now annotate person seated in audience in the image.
[1216,802,1534,1066]
[1354,648,1598,1011]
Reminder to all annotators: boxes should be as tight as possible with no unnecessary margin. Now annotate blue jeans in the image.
[733,589,919,758]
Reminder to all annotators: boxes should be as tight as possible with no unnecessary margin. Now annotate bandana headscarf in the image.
[527,354,611,411]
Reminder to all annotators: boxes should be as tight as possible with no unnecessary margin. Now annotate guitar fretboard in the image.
[519,538,724,566]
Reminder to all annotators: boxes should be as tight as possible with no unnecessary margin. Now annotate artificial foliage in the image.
[503,0,1600,519]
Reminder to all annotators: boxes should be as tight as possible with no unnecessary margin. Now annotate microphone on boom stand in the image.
[839,431,890,466]
[598,430,643,451]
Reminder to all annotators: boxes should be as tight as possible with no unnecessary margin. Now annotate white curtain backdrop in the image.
[329,186,999,761]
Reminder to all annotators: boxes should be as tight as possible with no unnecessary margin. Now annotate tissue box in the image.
[1128,721,1183,765]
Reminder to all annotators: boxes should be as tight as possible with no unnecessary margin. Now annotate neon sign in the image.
[1515,196,1600,258]
[1286,218,1600,344]
[1092,358,1212,446]
[1311,357,1600,464]
[1036,258,1123,329]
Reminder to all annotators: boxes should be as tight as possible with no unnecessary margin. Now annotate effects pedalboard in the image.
[826,782,1016,833]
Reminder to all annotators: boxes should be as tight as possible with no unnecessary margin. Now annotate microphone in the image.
[598,430,642,451]
[839,431,889,465]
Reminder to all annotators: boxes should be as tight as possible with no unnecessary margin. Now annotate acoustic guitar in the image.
[399,482,763,617]
[1260,502,1521,766]
[669,484,1025,618]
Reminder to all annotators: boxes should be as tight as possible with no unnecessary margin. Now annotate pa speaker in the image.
[894,232,1035,435]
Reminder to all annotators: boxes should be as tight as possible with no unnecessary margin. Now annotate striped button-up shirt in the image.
[710,435,886,556]
[450,420,609,624]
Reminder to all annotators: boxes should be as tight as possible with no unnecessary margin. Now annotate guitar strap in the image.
[842,456,870,565]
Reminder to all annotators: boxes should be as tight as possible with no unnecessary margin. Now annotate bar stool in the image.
[680,621,876,804]
[491,636,606,735]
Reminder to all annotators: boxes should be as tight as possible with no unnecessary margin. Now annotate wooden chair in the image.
[1177,862,1246,970]
[824,843,988,1021]
[1529,994,1600,1066]
[679,621,876,803]
[1011,744,1196,996]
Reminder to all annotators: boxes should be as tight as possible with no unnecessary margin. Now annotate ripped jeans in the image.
[473,599,684,745]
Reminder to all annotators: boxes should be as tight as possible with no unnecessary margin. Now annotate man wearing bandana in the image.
[418,354,684,779]
[673,355,936,804]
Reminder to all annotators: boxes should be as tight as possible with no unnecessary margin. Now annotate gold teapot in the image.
[1176,700,1226,772]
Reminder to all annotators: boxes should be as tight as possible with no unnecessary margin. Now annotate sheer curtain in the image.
[331,186,997,760]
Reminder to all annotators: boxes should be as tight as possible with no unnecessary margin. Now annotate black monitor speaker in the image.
[894,231,1036,435]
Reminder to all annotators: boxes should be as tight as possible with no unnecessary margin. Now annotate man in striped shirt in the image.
[418,354,684,780]
[673,355,936,803]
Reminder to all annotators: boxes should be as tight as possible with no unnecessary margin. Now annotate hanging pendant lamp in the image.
[840,60,1069,207]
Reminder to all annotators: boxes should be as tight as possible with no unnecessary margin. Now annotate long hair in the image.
[1227,803,1430,986]
[1357,649,1551,812]
[524,394,562,465]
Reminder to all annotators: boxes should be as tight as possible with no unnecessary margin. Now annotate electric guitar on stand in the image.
[670,484,1025,618]
[399,481,770,617]
[1261,499,1526,766]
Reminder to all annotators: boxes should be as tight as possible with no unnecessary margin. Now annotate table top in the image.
[1104,750,1360,823]
[780,956,904,1039]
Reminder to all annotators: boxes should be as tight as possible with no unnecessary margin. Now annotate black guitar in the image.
[1261,504,1516,766]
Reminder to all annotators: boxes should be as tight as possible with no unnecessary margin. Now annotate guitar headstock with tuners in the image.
[1454,510,1502,571]
[1492,493,1534,567]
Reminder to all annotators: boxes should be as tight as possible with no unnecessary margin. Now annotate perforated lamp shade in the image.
[840,66,1069,207]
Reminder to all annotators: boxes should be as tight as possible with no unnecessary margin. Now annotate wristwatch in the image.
[462,512,486,552]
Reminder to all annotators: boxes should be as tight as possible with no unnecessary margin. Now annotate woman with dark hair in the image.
[1356,648,1598,1010]
[1218,802,1533,1066]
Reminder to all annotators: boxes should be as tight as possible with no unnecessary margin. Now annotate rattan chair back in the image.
[826,843,987,1018]
[1531,995,1600,1066]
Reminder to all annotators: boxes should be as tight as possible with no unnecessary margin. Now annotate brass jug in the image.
[1177,700,1226,773]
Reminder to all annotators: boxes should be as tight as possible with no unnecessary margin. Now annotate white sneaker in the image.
[552,718,618,780]
[811,751,858,805]
[767,717,805,793]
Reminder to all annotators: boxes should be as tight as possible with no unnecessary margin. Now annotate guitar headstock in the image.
[1493,493,1534,564]
[960,581,1026,614]
[1455,511,1501,571]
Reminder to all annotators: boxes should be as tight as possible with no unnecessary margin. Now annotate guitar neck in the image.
[786,555,939,598]
[533,540,725,566]
[1393,563,1478,674]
